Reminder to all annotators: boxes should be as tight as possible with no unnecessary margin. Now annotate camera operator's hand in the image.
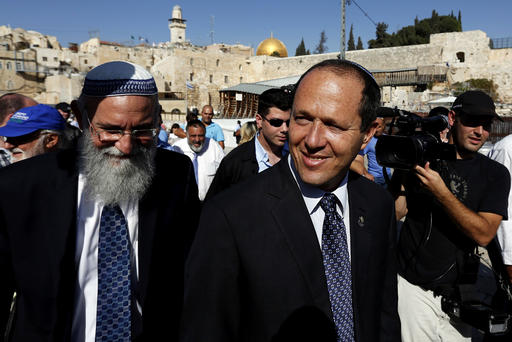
[414,162,450,198]
[414,162,503,247]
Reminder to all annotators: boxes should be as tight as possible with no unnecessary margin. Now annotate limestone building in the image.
[0,5,511,118]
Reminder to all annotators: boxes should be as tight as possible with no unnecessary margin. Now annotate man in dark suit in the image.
[0,61,199,341]
[181,59,400,342]
[205,87,292,199]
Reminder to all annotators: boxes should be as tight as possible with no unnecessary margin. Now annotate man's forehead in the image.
[188,125,206,134]
[85,95,153,109]
[295,68,363,98]
[266,107,291,117]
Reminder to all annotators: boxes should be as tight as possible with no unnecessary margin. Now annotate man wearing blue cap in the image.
[0,104,68,163]
[0,92,38,167]
[0,61,200,341]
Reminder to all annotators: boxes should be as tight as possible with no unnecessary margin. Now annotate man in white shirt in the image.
[0,61,199,341]
[488,134,512,283]
[174,119,224,201]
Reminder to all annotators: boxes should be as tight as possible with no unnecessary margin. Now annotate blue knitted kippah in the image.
[82,61,158,97]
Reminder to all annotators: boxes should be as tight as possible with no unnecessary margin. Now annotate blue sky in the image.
[1,1,511,54]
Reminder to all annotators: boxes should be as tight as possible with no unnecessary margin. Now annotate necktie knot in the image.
[320,193,338,214]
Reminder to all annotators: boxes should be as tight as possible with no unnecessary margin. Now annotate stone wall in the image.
[2,26,511,109]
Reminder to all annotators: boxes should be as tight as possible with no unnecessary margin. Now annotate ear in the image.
[360,119,378,151]
[44,134,59,151]
[448,110,456,126]
[255,114,263,130]
[71,100,84,130]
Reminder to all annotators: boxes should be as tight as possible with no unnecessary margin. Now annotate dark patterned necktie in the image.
[95,205,131,341]
[320,193,354,342]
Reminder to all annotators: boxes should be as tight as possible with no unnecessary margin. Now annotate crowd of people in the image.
[0,58,511,342]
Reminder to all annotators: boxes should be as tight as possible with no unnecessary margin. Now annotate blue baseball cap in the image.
[0,104,66,137]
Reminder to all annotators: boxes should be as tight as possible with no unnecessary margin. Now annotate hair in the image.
[428,106,449,118]
[0,93,37,122]
[240,121,258,144]
[258,88,292,117]
[39,128,74,150]
[186,112,198,123]
[55,102,71,113]
[171,123,180,130]
[292,59,381,132]
[186,119,206,132]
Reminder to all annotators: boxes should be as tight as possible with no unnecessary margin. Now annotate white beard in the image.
[10,135,46,162]
[78,131,156,205]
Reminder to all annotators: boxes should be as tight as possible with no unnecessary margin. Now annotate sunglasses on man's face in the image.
[263,117,290,127]
[458,114,493,131]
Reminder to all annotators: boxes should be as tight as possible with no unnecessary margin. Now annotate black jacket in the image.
[0,148,200,341]
[182,160,400,342]
[205,138,259,200]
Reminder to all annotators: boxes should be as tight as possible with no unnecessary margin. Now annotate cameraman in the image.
[392,91,510,341]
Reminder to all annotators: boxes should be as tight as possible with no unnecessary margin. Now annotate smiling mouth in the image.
[301,151,329,167]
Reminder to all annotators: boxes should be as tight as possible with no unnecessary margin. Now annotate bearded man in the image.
[0,61,200,342]
[173,119,224,201]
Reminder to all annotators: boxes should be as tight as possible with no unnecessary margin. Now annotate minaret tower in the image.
[169,5,186,44]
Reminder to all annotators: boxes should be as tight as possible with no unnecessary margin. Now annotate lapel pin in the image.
[357,215,365,227]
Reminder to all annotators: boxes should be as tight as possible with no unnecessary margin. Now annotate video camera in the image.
[375,107,456,169]
[440,239,512,336]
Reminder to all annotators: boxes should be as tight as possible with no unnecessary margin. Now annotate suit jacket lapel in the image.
[268,161,332,317]
[347,173,372,340]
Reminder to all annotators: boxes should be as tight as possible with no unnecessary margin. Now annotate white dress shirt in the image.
[173,137,224,200]
[288,155,351,257]
[489,135,512,264]
[71,173,140,342]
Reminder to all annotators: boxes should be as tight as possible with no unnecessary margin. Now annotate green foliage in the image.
[347,25,356,51]
[368,10,462,49]
[356,36,363,50]
[295,38,308,56]
[314,30,328,54]
[271,51,281,57]
[451,79,498,100]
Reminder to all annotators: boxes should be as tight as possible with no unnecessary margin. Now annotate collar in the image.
[287,155,349,217]
[254,132,269,165]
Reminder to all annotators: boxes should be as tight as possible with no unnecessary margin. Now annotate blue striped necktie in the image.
[320,193,354,342]
[95,205,131,341]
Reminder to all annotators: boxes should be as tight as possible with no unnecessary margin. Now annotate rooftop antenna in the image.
[209,15,215,44]
[88,30,100,39]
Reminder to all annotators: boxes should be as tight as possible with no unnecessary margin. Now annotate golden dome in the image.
[256,35,288,57]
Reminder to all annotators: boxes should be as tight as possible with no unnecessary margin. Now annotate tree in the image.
[270,51,281,57]
[314,30,328,54]
[368,22,392,48]
[347,24,356,51]
[295,38,307,56]
[356,36,363,50]
[368,12,462,49]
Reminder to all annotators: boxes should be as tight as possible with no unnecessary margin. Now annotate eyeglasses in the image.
[263,117,290,127]
[87,116,159,143]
